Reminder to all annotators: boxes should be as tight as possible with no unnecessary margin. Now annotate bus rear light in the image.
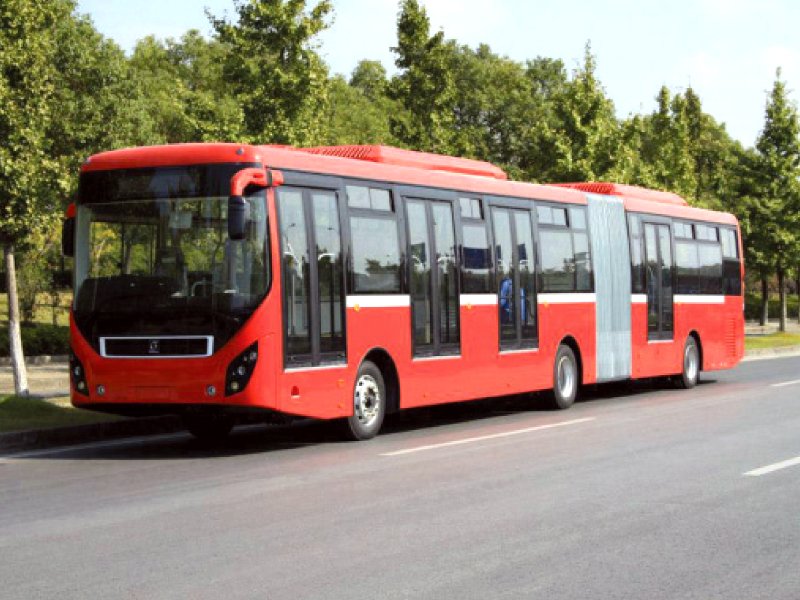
[70,353,88,396]
[226,342,258,396]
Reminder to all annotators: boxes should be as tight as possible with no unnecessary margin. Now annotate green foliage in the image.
[546,44,620,182]
[0,323,70,357]
[390,0,457,152]
[744,292,800,321]
[322,75,399,146]
[209,0,332,145]
[0,0,73,245]
[2,0,798,326]
[750,70,800,275]
[129,32,245,144]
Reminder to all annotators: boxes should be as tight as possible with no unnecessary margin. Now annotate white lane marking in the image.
[744,455,800,477]
[381,417,595,457]
[770,379,800,388]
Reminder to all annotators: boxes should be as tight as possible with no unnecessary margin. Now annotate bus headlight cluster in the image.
[226,342,258,396]
[70,352,89,396]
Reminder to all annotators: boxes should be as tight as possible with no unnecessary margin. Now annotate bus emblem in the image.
[149,340,161,355]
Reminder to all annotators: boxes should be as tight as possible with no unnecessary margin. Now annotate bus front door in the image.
[277,187,346,367]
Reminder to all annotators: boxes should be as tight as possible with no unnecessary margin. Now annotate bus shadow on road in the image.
[21,378,717,460]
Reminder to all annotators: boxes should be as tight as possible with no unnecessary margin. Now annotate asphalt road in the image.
[2,356,800,600]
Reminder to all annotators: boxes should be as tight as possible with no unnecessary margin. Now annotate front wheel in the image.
[342,361,386,441]
[546,344,579,410]
[674,336,700,389]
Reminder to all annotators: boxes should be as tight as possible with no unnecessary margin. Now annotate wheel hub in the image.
[354,374,381,426]
[557,355,575,399]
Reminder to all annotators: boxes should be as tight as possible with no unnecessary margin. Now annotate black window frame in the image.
[536,201,594,294]
[458,196,492,294]
[486,196,540,351]
[345,180,404,295]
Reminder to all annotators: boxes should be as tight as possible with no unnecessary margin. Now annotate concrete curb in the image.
[0,416,182,454]
[0,355,69,367]
[742,346,800,361]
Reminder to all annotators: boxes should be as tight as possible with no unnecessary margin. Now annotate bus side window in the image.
[459,197,491,293]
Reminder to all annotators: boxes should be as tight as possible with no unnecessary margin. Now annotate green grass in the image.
[0,395,120,433]
[745,332,800,351]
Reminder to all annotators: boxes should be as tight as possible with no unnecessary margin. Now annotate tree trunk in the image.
[4,244,29,396]
[760,276,769,327]
[777,268,787,333]
[797,275,800,324]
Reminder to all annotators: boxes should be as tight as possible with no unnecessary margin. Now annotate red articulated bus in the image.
[62,144,744,440]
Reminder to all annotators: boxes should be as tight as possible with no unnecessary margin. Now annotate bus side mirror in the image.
[228,168,271,241]
[62,203,76,257]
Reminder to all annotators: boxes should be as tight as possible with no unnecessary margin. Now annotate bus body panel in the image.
[69,143,745,423]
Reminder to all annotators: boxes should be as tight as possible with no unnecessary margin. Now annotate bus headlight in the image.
[70,352,89,396]
[226,342,258,396]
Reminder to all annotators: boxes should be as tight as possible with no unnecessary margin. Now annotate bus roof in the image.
[81,143,738,226]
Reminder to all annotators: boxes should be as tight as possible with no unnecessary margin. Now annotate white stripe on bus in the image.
[538,293,597,304]
[631,294,648,304]
[346,295,411,309]
[673,294,726,305]
[460,294,498,306]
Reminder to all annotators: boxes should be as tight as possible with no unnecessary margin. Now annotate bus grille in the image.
[99,336,213,358]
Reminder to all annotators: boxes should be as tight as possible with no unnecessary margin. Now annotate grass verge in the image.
[0,395,121,434]
[745,332,800,351]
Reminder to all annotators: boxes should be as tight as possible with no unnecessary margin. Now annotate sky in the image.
[75,0,800,148]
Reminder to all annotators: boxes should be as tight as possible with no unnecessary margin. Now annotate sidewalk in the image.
[745,320,800,335]
[0,364,69,398]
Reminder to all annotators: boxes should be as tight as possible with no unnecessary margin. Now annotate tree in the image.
[209,0,332,145]
[548,44,619,182]
[1,0,76,395]
[752,69,800,331]
[390,0,456,153]
[128,32,245,144]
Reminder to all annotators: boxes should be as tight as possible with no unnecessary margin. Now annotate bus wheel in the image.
[183,415,234,442]
[547,344,579,410]
[674,336,700,389]
[343,360,386,441]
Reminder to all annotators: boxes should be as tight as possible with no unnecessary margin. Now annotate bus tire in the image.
[547,344,579,410]
[343,360,386,441]
[183,415,234,442]
[674,336,700,389]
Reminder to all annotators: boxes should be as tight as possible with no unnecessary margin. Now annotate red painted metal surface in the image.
[302,145,509,180]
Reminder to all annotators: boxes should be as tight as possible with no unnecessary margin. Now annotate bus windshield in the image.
[73,164,269,350]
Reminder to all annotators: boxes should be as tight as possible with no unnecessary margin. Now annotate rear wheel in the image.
[342,360,386,441]
[547,344,579,410]
[183,415,234,442]
[674,336,700,389]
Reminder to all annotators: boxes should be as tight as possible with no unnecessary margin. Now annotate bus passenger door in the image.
[643,223,674,341]
[277,187,346,367]
[492,207,538,350]
[406,198,460,356]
